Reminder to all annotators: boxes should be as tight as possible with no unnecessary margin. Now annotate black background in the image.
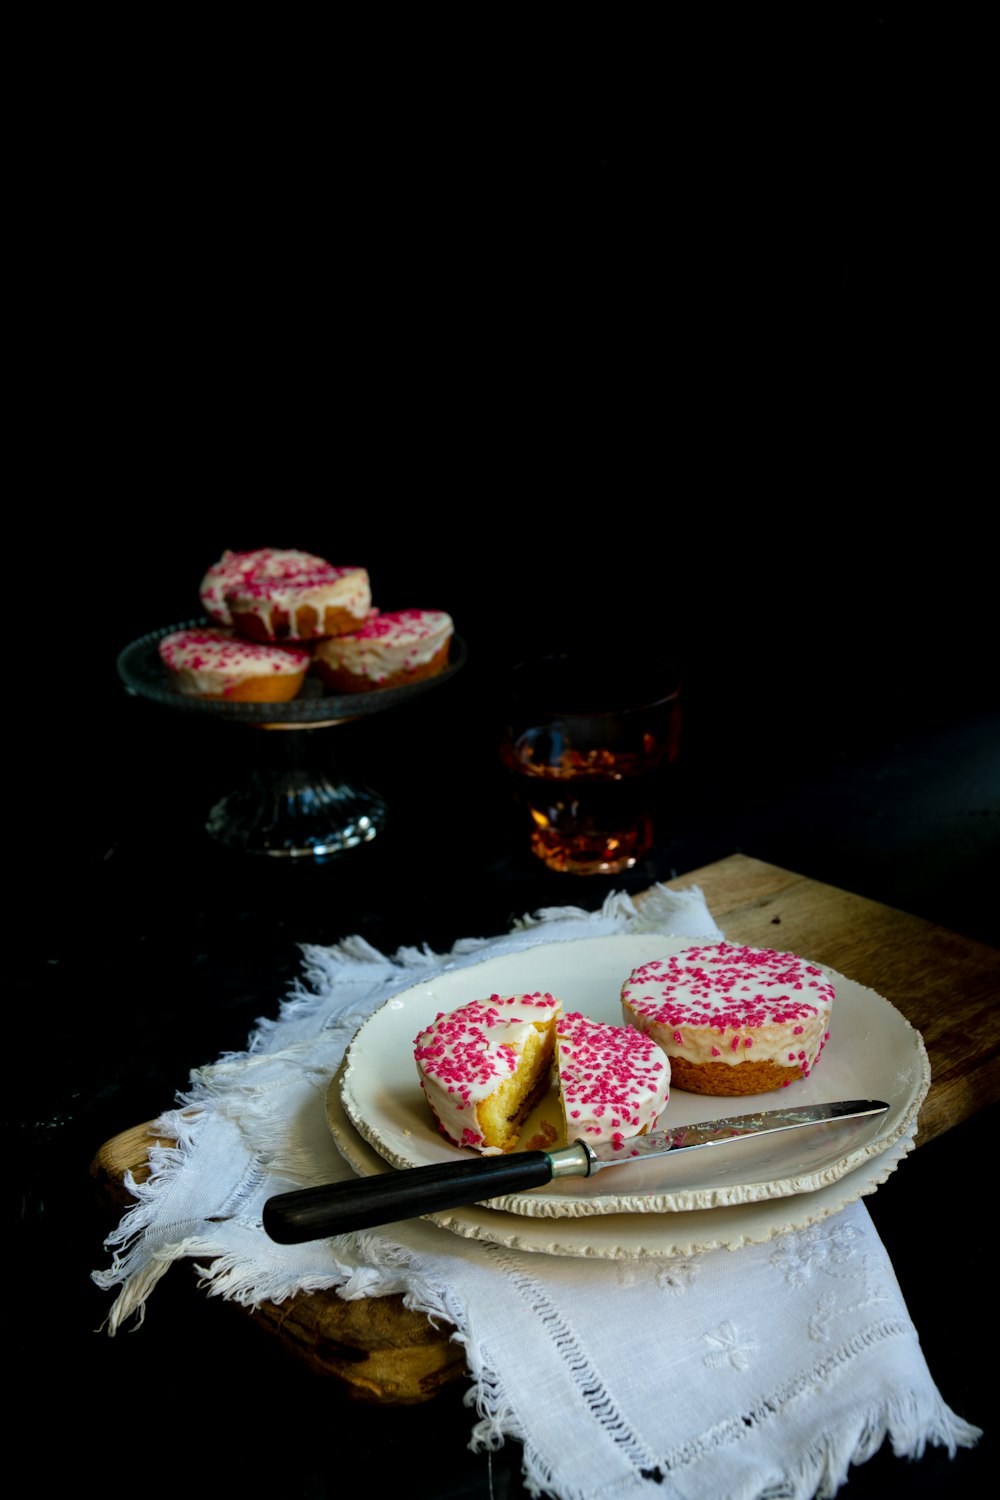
[15,11,998,1498]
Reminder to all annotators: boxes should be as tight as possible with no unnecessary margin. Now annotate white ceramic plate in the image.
[338,934,929,1218]
[327,1066,918,1259]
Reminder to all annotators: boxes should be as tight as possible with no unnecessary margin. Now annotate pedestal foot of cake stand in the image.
[206,766,388,858]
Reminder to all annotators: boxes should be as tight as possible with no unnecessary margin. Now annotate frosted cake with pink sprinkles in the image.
[414,993,674,1155]
[314,608,454,693]
[414,992,562,1154]
[225,562,371,643]
[621,941,834,1097]
[157,626,311,702]
[555,1012,670,1149]
[199,548,333,627]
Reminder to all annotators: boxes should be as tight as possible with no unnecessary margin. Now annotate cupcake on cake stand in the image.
[116,620,467,858]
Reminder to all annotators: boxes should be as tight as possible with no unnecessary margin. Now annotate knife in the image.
[262,1097,889,1243]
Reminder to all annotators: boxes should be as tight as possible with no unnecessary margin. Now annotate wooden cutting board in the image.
[90,853,1000,1402]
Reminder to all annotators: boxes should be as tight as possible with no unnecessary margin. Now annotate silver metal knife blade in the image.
[262,1098,889,1243]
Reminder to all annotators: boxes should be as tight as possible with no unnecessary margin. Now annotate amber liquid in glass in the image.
[500,732,668,875]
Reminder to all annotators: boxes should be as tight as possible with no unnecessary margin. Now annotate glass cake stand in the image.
[116,619,468,858]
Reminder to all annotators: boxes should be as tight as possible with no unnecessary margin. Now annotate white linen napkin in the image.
[93,884,981,1500]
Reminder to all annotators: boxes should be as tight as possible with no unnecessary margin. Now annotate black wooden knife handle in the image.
[262,1150,555,1242]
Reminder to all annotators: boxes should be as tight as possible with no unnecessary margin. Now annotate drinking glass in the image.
[499,652,682,875]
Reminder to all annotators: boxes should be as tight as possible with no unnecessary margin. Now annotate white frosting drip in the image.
[228,566,371,638]
[199,548,331,625]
